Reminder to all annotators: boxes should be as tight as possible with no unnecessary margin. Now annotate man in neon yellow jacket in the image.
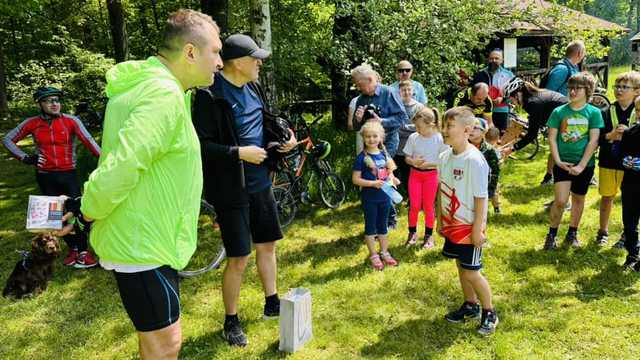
[59,9,222,360]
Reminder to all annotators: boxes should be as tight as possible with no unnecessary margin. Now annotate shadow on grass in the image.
[489,209,548,227]
[501,184,552,205]
[506,242,639,302]
[279,233,363,268]
[359,318,465,359]
[575,261,639,302]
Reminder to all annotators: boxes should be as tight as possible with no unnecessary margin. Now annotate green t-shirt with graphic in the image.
[547,103,604,167]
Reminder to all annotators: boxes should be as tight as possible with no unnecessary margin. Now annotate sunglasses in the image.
[397,68,412,73]
[614,85,638,91]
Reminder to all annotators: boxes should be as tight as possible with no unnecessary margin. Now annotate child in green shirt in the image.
[544,72,604,250]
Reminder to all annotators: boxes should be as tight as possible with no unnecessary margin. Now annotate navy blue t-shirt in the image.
[352,151,390,202]
[213,73,271,193]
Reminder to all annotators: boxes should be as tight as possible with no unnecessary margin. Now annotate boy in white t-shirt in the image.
[438,106,498,336]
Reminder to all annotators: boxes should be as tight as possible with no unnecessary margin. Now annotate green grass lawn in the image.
[1,70,640,359]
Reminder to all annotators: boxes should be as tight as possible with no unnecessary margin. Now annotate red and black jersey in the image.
[3,113,101,171]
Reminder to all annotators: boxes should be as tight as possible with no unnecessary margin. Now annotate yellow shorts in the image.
[598,167,624,197]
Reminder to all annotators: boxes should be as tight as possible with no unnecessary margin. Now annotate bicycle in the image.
[272,109,346,228]
[74,98,107,131]
[501,89,611,161]
[178,199,226,278]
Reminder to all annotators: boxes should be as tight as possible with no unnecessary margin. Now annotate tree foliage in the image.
[0,0,633,120]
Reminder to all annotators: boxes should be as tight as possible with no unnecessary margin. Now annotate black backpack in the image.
[247,82,292,171]
[538,59,571,89]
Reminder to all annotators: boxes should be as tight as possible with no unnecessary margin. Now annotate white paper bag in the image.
[26,195,64,232]
[279,288,312,353]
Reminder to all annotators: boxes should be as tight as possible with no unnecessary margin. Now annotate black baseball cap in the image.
[222,34,270,61]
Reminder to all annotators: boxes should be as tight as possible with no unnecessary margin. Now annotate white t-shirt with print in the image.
[403,132,448,164]
[437,145,489,245]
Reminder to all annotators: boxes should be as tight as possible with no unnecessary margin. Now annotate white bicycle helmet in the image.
[503,77,524,98]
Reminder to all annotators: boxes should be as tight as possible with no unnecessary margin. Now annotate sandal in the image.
[422,235,435,249]
[405,232,417,247]
[369,254,384,270]
[380,252,398,267]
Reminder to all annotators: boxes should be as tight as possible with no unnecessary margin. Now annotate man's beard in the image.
[488,63,499,71]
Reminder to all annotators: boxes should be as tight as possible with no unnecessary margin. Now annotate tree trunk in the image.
[201,0,228,34]
[0,41,8,117]
[150,0,161,31]
[330,0,360,129]
[107,0,128,63]
[250,0,277,109]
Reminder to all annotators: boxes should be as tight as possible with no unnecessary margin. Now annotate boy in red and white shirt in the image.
[437,106,497,336]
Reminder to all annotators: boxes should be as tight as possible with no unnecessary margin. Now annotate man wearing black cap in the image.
[193,34,297,347]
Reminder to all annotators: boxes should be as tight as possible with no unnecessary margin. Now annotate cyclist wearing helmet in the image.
[503,79,568,184]
[3,86,101,268]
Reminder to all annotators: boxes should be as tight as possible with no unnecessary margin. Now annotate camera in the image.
[362,104,381,121]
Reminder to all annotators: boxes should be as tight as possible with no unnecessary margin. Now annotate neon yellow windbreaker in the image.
[81,56,203,270]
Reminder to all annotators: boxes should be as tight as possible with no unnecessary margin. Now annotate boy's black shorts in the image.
[216,187,283,257]
[442,239,483,270]
[114,265,180,332]
[552,165,595,196]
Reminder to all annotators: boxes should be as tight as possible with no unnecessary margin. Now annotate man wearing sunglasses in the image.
[3,86,101,268]
[390,60,427,105]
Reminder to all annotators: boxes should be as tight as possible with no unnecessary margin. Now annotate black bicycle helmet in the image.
[503,77,524,98]
[33,87,63,102]
[312,141,331,160]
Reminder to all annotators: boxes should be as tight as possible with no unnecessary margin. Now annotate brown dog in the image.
[3,234,61,299]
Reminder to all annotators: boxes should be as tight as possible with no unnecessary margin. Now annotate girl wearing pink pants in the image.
[403,107,447,249]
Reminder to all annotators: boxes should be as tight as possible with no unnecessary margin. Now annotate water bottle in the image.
[381,181,403,204]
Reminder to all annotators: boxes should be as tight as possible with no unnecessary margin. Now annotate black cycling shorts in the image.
[553,165,595,196]
[442,239,483,271]
[114,265,180,332]
[216,187,283,257]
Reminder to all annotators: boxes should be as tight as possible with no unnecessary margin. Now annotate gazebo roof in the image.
[502,0,629,36]
[632,32,640,42]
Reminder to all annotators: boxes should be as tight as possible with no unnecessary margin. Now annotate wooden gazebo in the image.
[632,32,640,70]
[485,0,629,87]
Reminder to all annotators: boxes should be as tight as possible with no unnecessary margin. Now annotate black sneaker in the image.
[595,230,609,246]
[222,319,248,347]
[614,234,626,249]
[494,207,501,214]
[263,300,280,320]
[444,302,480,323]
[564,232,581,248]
[543,233,557,251]
[589,176,598,187]
[477,310,499,336]
[540,173,553,185]
[623,256,639,271]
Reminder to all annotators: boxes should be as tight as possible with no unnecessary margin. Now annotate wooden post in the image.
[540,36,551,69]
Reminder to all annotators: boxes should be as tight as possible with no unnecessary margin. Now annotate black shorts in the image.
[442,239,483,270]
[216,187,283,257]
[114,265,180,332]
[552,165,595,196]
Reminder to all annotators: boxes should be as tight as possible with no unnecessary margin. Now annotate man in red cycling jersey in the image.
[3,87,101,268]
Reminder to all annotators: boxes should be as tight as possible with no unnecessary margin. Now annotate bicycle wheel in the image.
[178,200,226,278]
[273,186,297,228]
[590,93,610,112]
[319,172,346,208]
